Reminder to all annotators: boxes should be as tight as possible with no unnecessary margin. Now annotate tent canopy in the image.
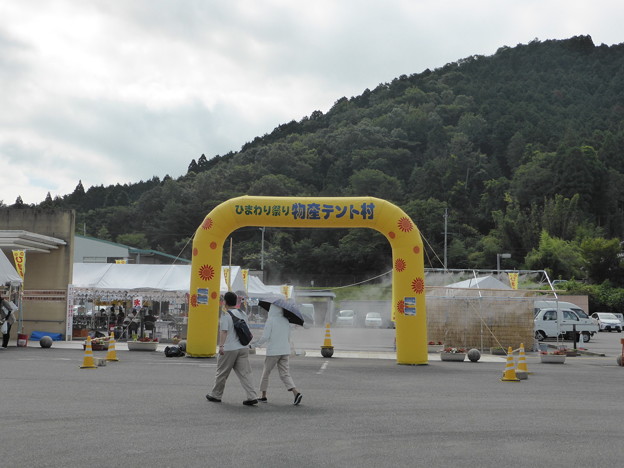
[443,275,512,297]
[0,250,22,287]
[70,263,284,301]
[445,275,512,290]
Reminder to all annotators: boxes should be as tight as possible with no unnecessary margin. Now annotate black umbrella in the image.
[258,297,304,326]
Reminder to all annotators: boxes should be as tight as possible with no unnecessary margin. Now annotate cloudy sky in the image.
[1,1,623,205]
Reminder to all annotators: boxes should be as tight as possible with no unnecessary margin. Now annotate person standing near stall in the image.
[0,293,18,348]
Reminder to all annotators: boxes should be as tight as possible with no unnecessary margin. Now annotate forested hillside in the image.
[15,35,624,287]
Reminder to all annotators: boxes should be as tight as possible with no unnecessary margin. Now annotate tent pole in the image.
[228,238,233,291]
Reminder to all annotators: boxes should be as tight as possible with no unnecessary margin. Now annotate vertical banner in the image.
[12,250,25,279]
[242,269,249,294]
[133,296,143,309]
[508,272,519,290]
[281,285,290,298]
[223,267,231,291]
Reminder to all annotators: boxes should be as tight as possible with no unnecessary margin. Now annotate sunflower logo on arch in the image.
[411,277,425,294]
[198,265,215,282]
[397,217,414,233]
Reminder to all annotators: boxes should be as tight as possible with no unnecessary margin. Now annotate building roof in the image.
[0,230,66,253]
[75,234,190,264]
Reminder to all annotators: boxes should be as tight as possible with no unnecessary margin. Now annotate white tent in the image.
[70,263,280,301]
[246,275,288,298]
[0,250,22,287]
[444,275,512,297]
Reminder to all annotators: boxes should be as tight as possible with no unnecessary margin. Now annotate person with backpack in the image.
[206,292,258,406]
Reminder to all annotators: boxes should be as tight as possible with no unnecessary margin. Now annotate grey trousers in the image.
[259,354,295,393]
[210,348,257,401]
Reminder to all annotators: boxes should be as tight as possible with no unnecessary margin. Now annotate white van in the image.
[534,307,598,342]
[534,300,590,319]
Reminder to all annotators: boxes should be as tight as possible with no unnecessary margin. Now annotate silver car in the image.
[336,310,355,327]
[591,312,622,332]
[364,312,382,328]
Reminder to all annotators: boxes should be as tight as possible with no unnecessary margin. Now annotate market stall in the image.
[68,263,286,340]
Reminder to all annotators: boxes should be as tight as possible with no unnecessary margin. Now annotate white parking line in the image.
[316,360,329,375]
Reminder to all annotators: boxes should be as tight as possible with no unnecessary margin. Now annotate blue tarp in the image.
[30,331,63,341]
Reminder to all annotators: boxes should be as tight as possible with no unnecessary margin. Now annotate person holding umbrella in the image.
[253,299,303,405]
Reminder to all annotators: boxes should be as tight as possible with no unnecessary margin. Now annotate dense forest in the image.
[9,35,624,289]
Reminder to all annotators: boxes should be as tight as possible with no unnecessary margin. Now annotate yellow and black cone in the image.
[106,331,119,362]
[516,343,529,379]
[501,346,520,382]
[80,336,98,369]
[321,323,334,358]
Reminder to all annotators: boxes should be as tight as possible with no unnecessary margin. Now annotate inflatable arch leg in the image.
[188,196,428,365]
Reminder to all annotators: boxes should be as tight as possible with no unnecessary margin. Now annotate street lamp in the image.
[497,253,511,278]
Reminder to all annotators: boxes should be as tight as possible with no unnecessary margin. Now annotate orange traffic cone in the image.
[516,343,529,379]
[80,336,98,369]
[321,323,334,358]
[106,331,119,362]
[501,346,520,382]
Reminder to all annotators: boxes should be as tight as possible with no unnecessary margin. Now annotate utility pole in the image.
[443,208,448,271]
[259,227,265,271]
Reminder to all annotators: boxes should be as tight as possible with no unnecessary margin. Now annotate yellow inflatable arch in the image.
[188,196,428,365]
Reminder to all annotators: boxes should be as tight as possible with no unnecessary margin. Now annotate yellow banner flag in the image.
[115,259,127,264]
[281,285,290,298]
[223,267,231,291]
[12,250,25,279]
[508,272,519,290]
[241,269,249,293]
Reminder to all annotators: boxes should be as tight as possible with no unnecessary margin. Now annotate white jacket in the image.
[254,304,292,356]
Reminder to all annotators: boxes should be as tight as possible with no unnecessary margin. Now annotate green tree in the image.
[348,169,404,202]
[116,233,150,250]
[525,231,584,279]
[580,237,622,284]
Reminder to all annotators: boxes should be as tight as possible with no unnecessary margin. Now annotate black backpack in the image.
[164,345,185,357]
[227,310,253,346]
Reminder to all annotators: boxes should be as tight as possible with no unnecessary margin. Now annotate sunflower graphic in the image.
[397,217,414,232]
[201,217,214,230]
[395,258,406,272]
[190,294,198,307]
[198,264,215,281]
[411,277,424,294]
[397,300,405,315]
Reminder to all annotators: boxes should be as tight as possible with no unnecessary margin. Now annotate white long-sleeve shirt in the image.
[254,304,292,356]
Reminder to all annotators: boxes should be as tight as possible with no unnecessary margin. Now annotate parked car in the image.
[612,312,624,325]
[336,310,355,327]
[534,308,598,342]
[534,300,590,319]
[590,312,622,332]
[364,312,383,328]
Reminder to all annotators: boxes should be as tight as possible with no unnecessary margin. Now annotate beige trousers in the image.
[259,354,295,392]
[210,348,257,400]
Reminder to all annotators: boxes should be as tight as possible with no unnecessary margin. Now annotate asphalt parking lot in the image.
[2,335,623,468]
